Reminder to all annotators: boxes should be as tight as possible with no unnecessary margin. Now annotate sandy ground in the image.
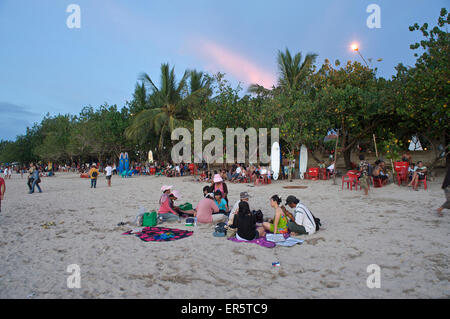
[0,172,448,299]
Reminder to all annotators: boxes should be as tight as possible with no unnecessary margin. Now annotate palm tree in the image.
[125,65,210,153]
[249,48,317,93]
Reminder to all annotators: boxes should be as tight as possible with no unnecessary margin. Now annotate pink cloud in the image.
[190,39,276,89]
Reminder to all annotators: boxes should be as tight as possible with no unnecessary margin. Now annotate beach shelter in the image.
[124,152,130,172]
[408,135,423,151]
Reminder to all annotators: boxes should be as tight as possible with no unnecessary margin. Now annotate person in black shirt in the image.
[232,201,265,241]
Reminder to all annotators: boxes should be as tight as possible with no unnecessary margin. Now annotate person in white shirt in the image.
[105,163,113,187]
[282,195,316,235]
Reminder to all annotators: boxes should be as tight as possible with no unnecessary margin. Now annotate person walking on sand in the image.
[105,163,113,187]
[89,164,99,188]
[29,166,42,194]
[437,165,450,217]
[0,175,5,213]
[358,155,370,196]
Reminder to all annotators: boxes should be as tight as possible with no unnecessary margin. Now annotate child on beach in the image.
[105,163,113,187]
[89,164,99,188]
[214,190,229,215]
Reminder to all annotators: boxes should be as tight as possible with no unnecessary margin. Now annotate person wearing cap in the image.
[282,195,316,235]
[88,164,99,188]
[211,174,228,204]
[158,187,180,222]
[160,185,173,205]
[227,191,250,226]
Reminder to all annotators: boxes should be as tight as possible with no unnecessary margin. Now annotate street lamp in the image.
[351,43,369,68]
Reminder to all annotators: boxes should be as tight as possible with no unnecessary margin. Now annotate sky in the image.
[0,0,447,141]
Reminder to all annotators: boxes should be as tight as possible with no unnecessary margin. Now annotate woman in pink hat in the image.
[210,174,228,204]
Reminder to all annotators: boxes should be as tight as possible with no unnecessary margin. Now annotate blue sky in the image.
[0,0,447,141]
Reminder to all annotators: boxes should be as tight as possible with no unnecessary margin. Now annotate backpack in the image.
[142,211,158,227]
[252,209,264,224]
[92,171,98,178]
[310,212,321,231]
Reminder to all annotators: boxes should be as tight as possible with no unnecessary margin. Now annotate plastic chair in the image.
[306,167,319,181]
[342,172,359,191]
[417,176,427,190]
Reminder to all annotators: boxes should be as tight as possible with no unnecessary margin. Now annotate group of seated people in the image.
[198,164,272,184]
[156,181,317,241]
[357,153,428,191]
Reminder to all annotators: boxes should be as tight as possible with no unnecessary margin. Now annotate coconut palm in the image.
[249,48,317,93]
[125,65,210,152]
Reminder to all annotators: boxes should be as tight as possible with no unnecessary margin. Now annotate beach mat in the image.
[228,236,276,248]
[282,186,308,189]
[123,226,193,242]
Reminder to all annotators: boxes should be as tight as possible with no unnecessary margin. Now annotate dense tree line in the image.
[1,9,448,168]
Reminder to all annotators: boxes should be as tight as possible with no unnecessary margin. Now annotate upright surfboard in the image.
[148,150,154,163]
[299,144,308,180]
[271,142,280,181]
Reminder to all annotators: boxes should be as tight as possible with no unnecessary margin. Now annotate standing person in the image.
[88,164,99,188]
[0,175,5,213]
[263,195,289,234]
[3,167,8,179]
[27,163,35,191]
[104,163,113,187]
[282,195,316,236]
[358,155,370,196]
[437,165,450,217]
[29,166,42,194]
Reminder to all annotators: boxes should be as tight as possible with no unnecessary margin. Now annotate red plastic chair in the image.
[149,167,156,175]
[373,177,383,188]
[342,172,359,191]
[306,167,319,181]
[394,162,409,186]
[319,168,329,180]
[417,176,427,190]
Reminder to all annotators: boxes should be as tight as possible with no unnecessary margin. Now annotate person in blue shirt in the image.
[29,166,42,194]
[214,190,229,215]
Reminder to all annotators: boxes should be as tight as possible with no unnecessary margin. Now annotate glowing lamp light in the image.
[351,43,359,51]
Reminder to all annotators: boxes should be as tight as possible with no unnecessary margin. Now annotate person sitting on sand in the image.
[214,190,229,215]
[195,193,223,224]
[211,174,228,204]
[160,185,173,205]
[227,191,250,226]
[169,190,195,216]
[262,195,289,234]
[281,195,316,236]
[158,189,180,222]
[231,201,265,241]
[408,161,427,191]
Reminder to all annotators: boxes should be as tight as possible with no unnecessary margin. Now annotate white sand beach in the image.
[0,173,448,299]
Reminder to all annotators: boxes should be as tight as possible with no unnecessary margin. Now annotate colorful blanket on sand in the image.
[228,233,296,248]
[123,227,193,242]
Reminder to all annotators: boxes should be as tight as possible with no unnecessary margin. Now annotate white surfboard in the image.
[299,144,308,180]
[271,142,280,180]
[148,150,154,163]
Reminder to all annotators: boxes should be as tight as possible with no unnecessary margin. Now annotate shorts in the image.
[418,174,425,180]
[269,224,288,234]
[287,221,308,235]
[106,175,111,180]
[359,175,369,190]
